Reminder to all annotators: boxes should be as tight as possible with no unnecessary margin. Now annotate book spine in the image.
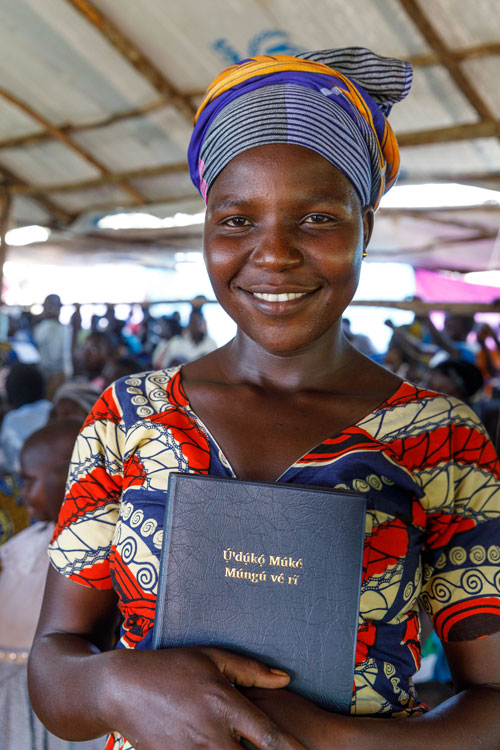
[347,509,366,697]
[151,474,177,650]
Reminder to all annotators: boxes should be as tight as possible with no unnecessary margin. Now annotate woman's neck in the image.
[216,325,356,392]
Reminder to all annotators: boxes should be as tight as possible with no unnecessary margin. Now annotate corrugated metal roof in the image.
[400,138,500,178]
[0,0,499,271]
[426,0,500,47]
[0,0,158,124]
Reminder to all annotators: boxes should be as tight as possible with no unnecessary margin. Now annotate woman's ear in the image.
[362,206,375,251]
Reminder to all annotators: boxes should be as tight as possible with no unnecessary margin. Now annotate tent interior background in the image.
[1,0,499,350]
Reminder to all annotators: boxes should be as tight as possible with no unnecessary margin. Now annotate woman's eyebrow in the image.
[209,198,250,212]
[209,193,350,211]
[297,191,352,205]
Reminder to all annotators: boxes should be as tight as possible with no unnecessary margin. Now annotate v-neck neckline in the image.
[174,366,406,483]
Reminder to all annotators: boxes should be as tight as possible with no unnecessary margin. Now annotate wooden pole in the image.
[399,0,494,121]
[0,192,12,303]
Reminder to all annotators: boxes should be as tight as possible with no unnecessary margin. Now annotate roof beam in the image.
[399,0,495,120]
[351,300,500,314]
[65,0,196,122]
[4,110,500,156]
[7,162,189,196]
[0,88,146,205]
[1,35,497,153]
[396,171,500,187]
[0,99,167,151]
[72,193,200,217]
[0,163,73,224]
[408,41,500,67]
[397,119,500,146]
[0,191,12,300]
[380,209,499,232]
[9,159,500,198]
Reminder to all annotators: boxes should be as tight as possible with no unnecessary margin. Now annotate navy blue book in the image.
[152,472,366,713]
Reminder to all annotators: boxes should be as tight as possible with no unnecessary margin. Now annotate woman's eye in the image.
[303,214,334,225]
[221,216,251,227]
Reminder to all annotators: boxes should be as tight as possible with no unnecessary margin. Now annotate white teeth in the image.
[252,292,308,302]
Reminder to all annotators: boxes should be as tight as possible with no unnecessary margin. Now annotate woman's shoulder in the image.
[91,366,186,424]
[360,379,491,443]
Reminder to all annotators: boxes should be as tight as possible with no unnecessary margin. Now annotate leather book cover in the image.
[152,473,366,713]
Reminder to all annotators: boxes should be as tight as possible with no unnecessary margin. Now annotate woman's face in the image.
[204,144,373,356]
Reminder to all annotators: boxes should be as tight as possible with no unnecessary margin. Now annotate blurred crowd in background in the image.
[0,292,497,543]
[0,293,498,497]
[0,291,498,737]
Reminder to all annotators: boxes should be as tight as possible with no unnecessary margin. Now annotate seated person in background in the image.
[423,359,499,443]
[422,358,484,405]
[427,313,478,366]
[476,323,500,397]
[51,380,101,424]
[152,308,217,368]
[0,363,52,473]
[384,313,478,380]
[101,355,142,390]
[76,330,116,390]
[0,419,100,749]
[341,317,375,357]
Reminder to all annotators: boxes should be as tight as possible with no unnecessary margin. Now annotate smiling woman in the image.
[27,47,500,750]
[203,145,371,362]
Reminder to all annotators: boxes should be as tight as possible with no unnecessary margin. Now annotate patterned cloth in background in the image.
[0,476,28,546]
[188,47,412,207]
[47,367,500,750]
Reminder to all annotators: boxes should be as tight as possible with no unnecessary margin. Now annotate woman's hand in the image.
[29,570,305,750]
[104,645,307,750]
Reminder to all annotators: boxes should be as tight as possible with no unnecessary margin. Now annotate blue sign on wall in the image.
[212,29,304,64]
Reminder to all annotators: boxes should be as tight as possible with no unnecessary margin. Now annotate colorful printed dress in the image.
[47,367,500,750]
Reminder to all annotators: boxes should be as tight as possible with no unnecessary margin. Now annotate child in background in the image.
[51,380,101,423]
[0,419,101,750]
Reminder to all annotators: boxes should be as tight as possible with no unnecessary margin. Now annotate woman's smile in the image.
[241,285,320,307]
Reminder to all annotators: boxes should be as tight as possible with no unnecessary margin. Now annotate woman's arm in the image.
[477,324,500,378]
[28,567,306,750]
[242,630,500,749]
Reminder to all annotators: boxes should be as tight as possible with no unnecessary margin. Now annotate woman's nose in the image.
[250,224,303,270]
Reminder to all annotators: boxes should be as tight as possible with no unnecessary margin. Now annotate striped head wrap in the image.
[188,47,412,209]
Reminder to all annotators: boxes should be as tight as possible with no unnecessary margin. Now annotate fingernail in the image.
[269,668,289,676]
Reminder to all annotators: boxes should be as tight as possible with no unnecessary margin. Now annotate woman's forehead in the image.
[207,143,361,206]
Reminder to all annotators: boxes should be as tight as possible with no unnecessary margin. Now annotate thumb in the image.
[202,647,291,688]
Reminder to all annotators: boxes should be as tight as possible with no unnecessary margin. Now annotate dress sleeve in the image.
[48,386,125,590]
[419,401,500,642]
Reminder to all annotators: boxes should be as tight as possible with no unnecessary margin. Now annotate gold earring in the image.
[362,249,367,258]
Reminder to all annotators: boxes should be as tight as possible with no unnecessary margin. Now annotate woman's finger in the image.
[202,647,291,689]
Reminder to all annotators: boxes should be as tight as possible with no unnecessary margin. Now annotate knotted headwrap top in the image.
[188,47,412,209]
